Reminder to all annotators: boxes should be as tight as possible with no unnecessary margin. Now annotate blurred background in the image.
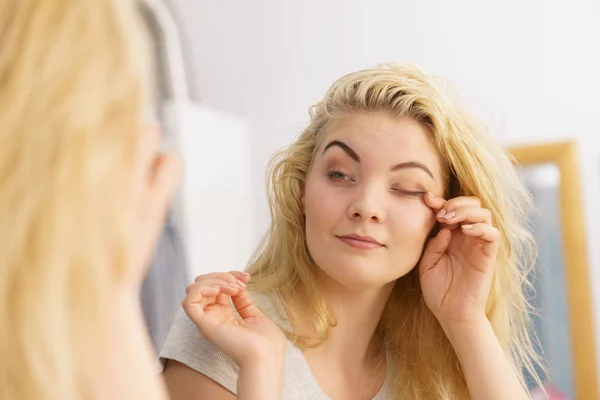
[139,1,600,398]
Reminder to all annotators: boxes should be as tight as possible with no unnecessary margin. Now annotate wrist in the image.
[239,343,286,371]
[237,354,285,400]
[440,314,491,343]
[239,353,285,374]
[238,334,287,369]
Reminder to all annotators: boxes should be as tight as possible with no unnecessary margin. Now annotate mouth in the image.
[336,234,384,250]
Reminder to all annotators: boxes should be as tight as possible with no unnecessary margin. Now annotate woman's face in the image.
[303,111,446,290]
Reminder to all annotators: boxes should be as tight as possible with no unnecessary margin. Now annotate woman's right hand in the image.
[181,271,287,369]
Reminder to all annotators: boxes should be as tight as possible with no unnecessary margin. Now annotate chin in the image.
[307,237,411,290]
[317,259,401,291]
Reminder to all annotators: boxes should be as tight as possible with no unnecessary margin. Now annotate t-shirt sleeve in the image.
[158,306,239,395]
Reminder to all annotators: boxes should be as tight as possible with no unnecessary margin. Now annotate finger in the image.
[195,271,249,287]
[226,270,252,284]
[195,271,241,283]
[438,206,492,226]
[236,271,252,283]
[181,283,223,318]
[424,192,447,211]
[185,279,242,297]
[185,282,216,295]
[231,289,262,320]
[191,274,248,306]
[461,223,500,242]
[436,196,482,219]
[419,228,452,276]
[461,223,501,259]
[215,292,231,307]
[184,283,219,298]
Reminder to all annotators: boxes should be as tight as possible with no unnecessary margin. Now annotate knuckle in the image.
[444,198,457,208]
[185,282,195,292]
[181,297,191,308]
[197,272,223,282]
[228,270,244,279]
[470,196,482,205]
[197,279,213,288]
[205,279,226,288]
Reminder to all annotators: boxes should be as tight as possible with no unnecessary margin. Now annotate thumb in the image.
[231,290,262,320]
[420,228,452,273]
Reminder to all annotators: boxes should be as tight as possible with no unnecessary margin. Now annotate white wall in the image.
[171,0,600,369]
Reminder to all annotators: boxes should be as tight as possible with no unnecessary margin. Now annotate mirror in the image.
[509,142,598,399]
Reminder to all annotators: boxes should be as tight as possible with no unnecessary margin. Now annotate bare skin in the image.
[165,112,528,400]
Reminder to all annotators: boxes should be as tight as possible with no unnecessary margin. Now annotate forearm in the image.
[237,355,285,400]
[443,318,529,400]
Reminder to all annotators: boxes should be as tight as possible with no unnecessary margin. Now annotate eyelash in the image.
[327,171,425,197]
[392,188,425,197]
[326,171,352,181]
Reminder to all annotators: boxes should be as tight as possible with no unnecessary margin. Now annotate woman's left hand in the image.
[419,193,500,328]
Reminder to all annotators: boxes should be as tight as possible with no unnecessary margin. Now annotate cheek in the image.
[304,176,343,232]
[391,200,437,241]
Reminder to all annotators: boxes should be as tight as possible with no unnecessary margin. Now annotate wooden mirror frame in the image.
[508,141,598,398]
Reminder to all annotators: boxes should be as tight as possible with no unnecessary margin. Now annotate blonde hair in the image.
[248,63,543,398]
[0,0,149,398]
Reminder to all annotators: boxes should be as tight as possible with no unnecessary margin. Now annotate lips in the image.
[336,233,384,250]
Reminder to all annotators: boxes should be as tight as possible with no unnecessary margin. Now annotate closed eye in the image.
[391,187,425,197]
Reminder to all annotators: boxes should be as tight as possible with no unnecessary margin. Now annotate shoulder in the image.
[158,305,239,393]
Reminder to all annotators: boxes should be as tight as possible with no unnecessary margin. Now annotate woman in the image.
[161,64,544,399]
[0,0,181,399]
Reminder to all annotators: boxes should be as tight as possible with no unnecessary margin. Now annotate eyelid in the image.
[391,184,427,197]
[393,188,425,195]
[326,170,353,181]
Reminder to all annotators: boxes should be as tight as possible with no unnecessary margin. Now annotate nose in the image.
[347,182,387,223]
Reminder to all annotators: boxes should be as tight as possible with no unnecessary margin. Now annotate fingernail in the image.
[229,282,240,288]
[209,285,220,289]
[462,224,473,230]
[436,209,446,218]
[236,279,247,288]
[443,212,455,219]
[426,192,435,198]
[241,272,251,277]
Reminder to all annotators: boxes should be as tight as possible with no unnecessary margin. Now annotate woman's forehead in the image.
[318,113,443,167]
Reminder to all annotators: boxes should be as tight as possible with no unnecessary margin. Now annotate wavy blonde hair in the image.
[247,63,543,399]
[0,0,149,398]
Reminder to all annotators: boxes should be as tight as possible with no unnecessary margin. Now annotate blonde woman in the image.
[161,63,543,400]
[0,0,181,399]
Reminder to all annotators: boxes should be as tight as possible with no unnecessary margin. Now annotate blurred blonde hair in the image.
[248,63,544,399]
[0,0,149,398]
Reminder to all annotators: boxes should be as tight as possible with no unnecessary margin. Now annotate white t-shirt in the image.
[158,292,392,399]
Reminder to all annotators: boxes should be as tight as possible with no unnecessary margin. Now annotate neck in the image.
[290,273,395,368]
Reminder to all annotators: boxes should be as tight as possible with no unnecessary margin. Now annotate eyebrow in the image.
[322,140,360,162]
[322,140,435,179]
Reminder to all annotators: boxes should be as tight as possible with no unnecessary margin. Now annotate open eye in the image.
[327,171,352,181]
